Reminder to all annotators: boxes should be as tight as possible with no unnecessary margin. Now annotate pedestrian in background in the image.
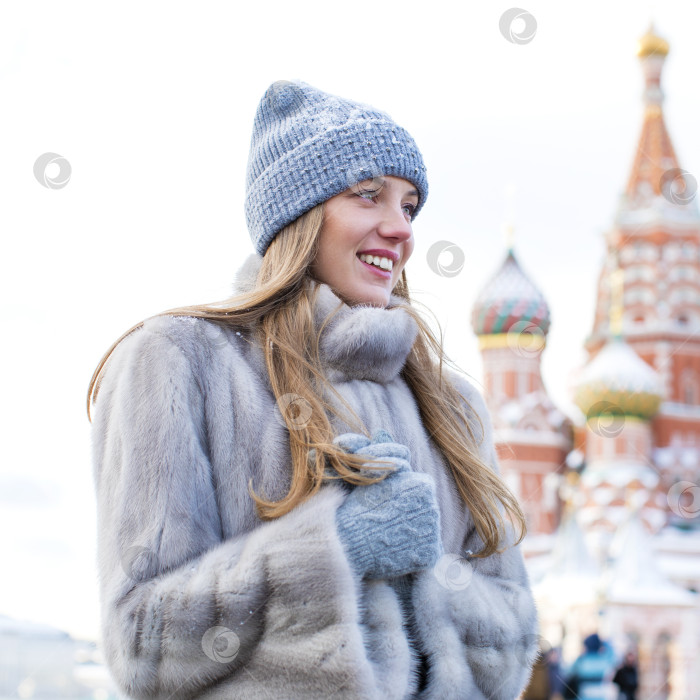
[613,651,639,700]
[564,633,616,700]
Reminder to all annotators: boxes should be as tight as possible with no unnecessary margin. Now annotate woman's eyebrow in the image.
[387,180,418,199]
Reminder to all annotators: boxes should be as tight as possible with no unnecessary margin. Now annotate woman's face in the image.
[311,175,418,307]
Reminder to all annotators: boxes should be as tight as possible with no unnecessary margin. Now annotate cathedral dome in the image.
[636,26,669,59]
[574,338,662,420]
[471,248,551,337]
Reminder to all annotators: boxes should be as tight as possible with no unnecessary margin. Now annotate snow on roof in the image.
[604,509,697,606]
[581,462,659,489]
[654,527,700,554]
[657,553,700,581]
[577,338,662,398]
[533,510,601,605]
[617,194,700,227]
[653,444,700,469]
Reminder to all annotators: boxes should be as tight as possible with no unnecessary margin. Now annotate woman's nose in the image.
[377,204,413,241]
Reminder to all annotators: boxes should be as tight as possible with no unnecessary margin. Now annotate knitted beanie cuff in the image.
[245,80,429,256]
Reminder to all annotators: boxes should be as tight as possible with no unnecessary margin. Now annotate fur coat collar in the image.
[234,252,419,383]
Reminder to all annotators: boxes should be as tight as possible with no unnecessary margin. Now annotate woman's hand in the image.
[332,431,443,580]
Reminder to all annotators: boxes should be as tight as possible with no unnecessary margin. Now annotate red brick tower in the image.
[528,29,700,700]
[585,25,700,522]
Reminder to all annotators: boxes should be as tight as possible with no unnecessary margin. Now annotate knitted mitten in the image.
[322,430,394,482]
[333,432,443,580]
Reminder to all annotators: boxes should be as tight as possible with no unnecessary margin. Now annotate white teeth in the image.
[359,254,393,271]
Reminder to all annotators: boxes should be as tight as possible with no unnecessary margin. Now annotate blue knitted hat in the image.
[245,80,429,256]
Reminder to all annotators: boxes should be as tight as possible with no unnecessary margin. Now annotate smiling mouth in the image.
[357,253,394,271]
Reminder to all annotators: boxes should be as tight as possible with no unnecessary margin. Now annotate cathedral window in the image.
[684,385,693,403]
[664,243,681,262]
[630,264,654,282]
[681,369,697,404]
[620,246,635,264]
[669,265,696,283]
[494,371,504,399]
[517,370,529,396]
[669,287,695,304]
[625,287,654,305]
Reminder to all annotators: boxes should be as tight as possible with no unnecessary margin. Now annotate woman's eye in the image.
[402,203,416,218]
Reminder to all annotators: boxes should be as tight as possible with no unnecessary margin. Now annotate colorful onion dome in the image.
[636,25,669,59]
[471,248,551,337]
[574,338,662,421]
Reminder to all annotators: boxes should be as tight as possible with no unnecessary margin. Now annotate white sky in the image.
[2,0,698,641]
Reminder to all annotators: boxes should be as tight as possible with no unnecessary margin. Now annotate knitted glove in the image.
[333,431,443,580]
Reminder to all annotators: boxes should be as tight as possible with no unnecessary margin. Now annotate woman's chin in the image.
[335,284,390,308]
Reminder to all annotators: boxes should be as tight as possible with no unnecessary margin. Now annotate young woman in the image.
[88,80,538,699]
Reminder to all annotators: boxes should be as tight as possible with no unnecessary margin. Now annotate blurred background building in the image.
[0,615,117,700]
[473,26,700,700]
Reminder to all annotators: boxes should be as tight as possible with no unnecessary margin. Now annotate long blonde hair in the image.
[87,204,526,556]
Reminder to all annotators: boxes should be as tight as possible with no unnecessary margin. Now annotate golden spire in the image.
[505,223,515,251]
[504,183,516,251]
[625,24,679,201]
[636,23,669,59]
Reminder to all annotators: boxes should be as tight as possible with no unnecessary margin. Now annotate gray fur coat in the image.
[91,255,538,699]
